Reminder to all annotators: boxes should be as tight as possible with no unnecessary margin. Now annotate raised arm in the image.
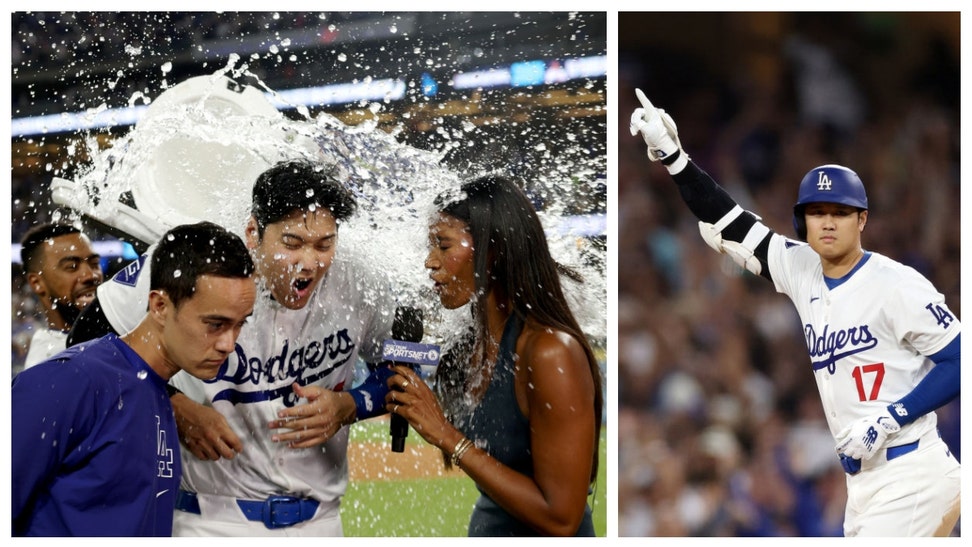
[629,89,779,282]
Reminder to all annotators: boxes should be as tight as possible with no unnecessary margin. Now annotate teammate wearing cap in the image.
[629,90,960,537]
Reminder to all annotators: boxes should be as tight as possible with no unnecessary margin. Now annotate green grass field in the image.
[342,420,608,536]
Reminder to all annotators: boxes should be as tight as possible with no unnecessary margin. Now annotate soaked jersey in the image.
[96,246,396,504]
[767,236,960,443]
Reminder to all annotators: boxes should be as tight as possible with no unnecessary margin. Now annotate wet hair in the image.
[435,175,604,484]
[250,159,357,238]
[19,223,83,274]
[150,221,254,308]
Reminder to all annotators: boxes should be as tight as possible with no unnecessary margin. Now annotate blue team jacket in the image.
[12,334,181,536]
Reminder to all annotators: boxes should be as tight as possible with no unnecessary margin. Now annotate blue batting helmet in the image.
[792,164,868,240]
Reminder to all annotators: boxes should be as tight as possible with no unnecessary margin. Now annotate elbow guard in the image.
[698,205,770,276]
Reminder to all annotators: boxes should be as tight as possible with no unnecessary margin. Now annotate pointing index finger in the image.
[634,88,653,110]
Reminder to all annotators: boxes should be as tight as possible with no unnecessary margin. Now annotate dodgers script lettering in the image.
[805,323,878,374]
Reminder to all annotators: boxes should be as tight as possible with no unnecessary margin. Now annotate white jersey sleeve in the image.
[96,244,155,336]
[24,329,68,368]
[321,247,398,364]
[764,234,818,298]
[884,263,960,357]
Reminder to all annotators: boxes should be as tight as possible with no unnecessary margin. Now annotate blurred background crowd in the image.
[617,12,960,536]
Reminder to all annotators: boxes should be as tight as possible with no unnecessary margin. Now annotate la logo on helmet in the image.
[817,171,833,191]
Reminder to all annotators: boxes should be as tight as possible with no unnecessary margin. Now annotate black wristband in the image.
[660,149,681,166]
[166,384,182,397]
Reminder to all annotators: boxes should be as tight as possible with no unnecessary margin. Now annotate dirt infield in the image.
[348,440,465,481]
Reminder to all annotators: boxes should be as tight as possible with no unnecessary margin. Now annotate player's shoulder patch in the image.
[111,254,148,287]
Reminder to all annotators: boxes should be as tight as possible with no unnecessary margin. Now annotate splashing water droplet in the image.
[173,269,182,278]
[39,23,607,451]
[137,370,148,380]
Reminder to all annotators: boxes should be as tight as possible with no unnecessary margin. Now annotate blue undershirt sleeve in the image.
[348,365,394,421]
[887,333,960,426]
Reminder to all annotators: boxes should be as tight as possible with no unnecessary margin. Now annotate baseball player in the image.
[629,90,960,537]
[18,222,103,368]
[69,160,398,536]
[13,221,256,536]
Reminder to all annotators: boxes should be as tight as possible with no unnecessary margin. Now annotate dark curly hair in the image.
[250,159,357,238]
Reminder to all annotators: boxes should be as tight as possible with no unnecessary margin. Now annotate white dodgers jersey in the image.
[766,235,960,444]
[96,245,396,504]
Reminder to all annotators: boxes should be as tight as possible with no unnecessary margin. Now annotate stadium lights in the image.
[11,55,606,138]
[451,55,606,91]
[10,53,607,262]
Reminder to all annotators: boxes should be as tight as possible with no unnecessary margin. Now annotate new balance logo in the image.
[817,171,833,191]
[891,403,908,419]
[864,426,879,450]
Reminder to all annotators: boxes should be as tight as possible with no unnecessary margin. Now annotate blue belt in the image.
[175,489,320,529]
[839,438,920,475]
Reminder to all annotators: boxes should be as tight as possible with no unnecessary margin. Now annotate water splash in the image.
[55,57,604,361]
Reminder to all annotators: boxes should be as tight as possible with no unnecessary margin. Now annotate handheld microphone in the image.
[383,306,441,452]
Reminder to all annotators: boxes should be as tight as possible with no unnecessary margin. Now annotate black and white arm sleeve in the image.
[670,161,775,282]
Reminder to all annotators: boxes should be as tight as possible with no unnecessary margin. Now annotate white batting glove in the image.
[834,411,902,461]
[629,88,688,172]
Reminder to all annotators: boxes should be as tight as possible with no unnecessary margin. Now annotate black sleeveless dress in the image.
[456,313,596,536]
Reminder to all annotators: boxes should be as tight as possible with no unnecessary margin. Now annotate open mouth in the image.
[74,288,97,306]
[292,277,314,296]
[295,278,312,290]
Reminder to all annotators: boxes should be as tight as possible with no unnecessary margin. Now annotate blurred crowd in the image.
[12,12,607,119]
[617,14,960,537]
[12,12,352,114]
[12,12,322,66]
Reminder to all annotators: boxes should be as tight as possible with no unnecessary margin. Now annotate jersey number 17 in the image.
[852,363,885,401]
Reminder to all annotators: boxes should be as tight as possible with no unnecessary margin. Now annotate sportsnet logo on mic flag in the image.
[382,339,441,367]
